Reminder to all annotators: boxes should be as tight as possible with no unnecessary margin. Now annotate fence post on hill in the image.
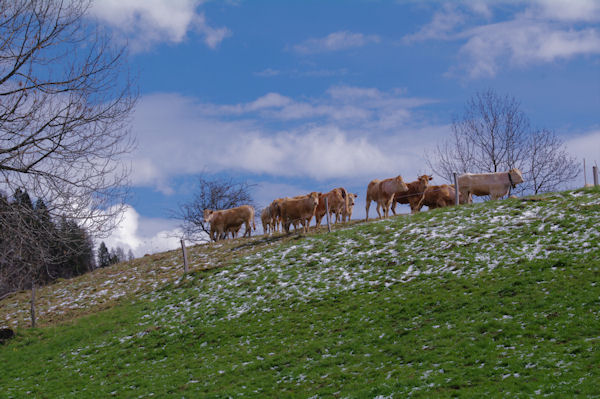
[325,197,331,232]
[180,239,189,274]
[30,282,36,328]
[594,166,599,187]
[453,172,460,206]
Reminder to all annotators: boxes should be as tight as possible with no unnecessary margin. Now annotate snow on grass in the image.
[2,189,599,332]
[137,190,600,331]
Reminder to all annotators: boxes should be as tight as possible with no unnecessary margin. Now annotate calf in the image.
[417,184,467,211]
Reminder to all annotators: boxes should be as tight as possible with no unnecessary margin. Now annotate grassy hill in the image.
[1,188,599,398]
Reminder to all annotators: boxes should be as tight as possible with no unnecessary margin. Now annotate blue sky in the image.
[90,0,600,255]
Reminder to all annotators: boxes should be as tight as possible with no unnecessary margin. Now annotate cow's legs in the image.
[390,200,397,215]
[365,199,371,221]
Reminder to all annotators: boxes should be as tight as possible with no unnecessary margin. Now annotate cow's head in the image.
[203,209,214,222]
[348,193,357,207]
[418,174,433,186]
[395,175,409,192]
[309,191,320,206]
[509,168,524,185]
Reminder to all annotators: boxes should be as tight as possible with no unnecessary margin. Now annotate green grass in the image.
[1,188,600,398]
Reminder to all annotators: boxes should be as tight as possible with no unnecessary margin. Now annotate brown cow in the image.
[280,192,319,233]
[314,188,346,227]
[392,175,433,214]
[203,205,256,242]
[365,175,409,220]
[458,168,524,203]
[416,184,467,211]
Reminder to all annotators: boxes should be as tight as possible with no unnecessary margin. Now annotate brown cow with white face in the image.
[392,174,433,214]
[365,175,409,220]
[458,168,524,203]
[203,205,256,242]
[280,192,319,233]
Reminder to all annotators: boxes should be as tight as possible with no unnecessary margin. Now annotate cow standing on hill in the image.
[314,188,346,227]
[365,175,409,220]
[458,168,524,203]
[341,192,357,222]
[392,175,433,214]
[260,207,273,235]
[280,192,319,233]
[203,205,256,242]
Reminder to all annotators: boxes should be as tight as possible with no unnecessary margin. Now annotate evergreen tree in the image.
[115,247,126,264]
[97,242,111,268]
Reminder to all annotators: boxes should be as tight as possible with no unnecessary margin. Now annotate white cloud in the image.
[531,0,600,22]
[403,4,466,43]
[90,0,230,51]
[405,2,600,78]
[458,20,600,78]
[293,31,380,54]
[98,205,182,257]
[127,88,443,193]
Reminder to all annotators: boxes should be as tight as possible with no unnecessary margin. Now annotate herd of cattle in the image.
[202,168,524,242]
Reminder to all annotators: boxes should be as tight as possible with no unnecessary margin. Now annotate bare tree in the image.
[0,0,136,231]
[174,175,256,242]
[0,1,136,324]
[428,89,579,195]
[527,129,580,194]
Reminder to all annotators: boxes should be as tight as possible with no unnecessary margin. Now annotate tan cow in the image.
[416,184,467,211]
[260,207,272,235]
[314,188,346,227]
[340,192,357,222]
[203,205,256,242]
[392,175,433,214]
[365,176,409,220]
[267,198,285,232]
[458,168,524,203]
[280,192,319,233]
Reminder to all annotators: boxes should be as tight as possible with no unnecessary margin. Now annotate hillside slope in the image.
[1,189,599,398]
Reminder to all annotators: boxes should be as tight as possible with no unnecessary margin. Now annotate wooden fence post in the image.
[325,197,331,232]
[453,172,459,206]
[30,282,36,328]
[180,239,189,274]
[594,166,599,187]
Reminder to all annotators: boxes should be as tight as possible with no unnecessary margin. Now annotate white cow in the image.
[458,168,524,203]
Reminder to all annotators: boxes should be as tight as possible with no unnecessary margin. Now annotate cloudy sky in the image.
[90,0,600,256]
